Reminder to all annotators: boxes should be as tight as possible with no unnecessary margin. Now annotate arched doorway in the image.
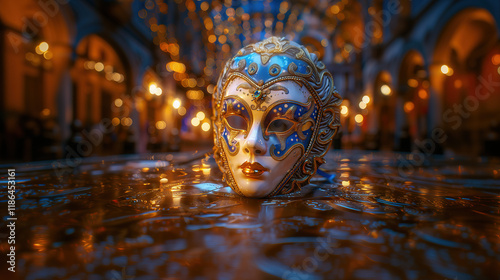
[373,71,396,151]
[398,50,430,147]
[71,34,129,155]
[431,8,499,155]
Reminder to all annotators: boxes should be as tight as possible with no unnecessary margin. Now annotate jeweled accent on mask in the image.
[269,64,281,76]
[213,37,342,198]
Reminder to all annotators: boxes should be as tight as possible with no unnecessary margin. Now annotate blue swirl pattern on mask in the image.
[221,98,251,154]
[263,102,318,159]
[232,53,310,84]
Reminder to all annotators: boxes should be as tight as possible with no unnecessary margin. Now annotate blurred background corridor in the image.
[1,0,500,162]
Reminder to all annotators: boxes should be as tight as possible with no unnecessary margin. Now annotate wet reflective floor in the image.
[1,150,500,280]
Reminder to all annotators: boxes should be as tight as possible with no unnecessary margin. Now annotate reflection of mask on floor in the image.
[213,37,342,198]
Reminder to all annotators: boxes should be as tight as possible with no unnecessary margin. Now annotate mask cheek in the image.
[223,133,245,171]
[221,126,241,156]
[268,132,300,160]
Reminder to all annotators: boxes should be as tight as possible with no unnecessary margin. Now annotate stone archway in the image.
[70,34,130,155]
[0,0,73,160]
[431,8,499,155]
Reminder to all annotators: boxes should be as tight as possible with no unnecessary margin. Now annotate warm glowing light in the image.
[38,42,49,52]
[173,98,181,109]
[359,101,367,109]
[43,51,53,60]
[121,117,133,126]
[362,95,370,104]
[341,105,348,115]
[156,121,167,130]
[149,83,157,94]
[178,106,186,116]
[201,122,211,131]
[114,98,123,107]
[381,84,391,96]
[440,65,449,74]
[196,111,206,120]
[85,61,95,70]
[454,80,463,88]
[41,108,50,117]
[35,46,43,55]
[344,44,353,53]
[207,84,215,94]
[407,79,418,88]
[492,54,500,65]
[187,90,204,100]
[498,66,500,75]
[331,5,340,14]
[440,64,453,76]
[208,35,217,43]
[188,78,197,88]
[200,2,209,11]
[94,62,104,72]
[160,178,169,184]
[354,114,363,124]
[342,181,350,186]
[166,62,186,73]
[418,89,428,99]
[112,117,120,126]
[404,101,415,113]
[112,73,124,83]
[191,117,200,126]
[218,35,227,44]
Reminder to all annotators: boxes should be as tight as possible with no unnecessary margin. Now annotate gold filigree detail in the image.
[261,54,271,65]
[270,143,304,162]
[236,82,255,92]
[288,62,313,78]
[251,37,291,54]
[296,105,315,141]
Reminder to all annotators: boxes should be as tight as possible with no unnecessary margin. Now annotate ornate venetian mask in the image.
[213,37,342,198]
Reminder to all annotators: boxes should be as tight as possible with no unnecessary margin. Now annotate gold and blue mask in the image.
[213,37,342,198]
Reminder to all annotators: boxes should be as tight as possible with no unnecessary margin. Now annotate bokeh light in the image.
[381,84,391,96]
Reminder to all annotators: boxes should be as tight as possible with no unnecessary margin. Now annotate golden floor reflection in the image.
[2,151,499,279]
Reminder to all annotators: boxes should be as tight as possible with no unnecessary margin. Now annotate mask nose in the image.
[243,125,267,156]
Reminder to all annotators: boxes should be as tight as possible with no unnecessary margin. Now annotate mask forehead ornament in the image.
[213,37,342,198]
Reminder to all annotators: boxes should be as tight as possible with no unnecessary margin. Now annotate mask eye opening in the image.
[266,118,295,134]
[224,114,248,131]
